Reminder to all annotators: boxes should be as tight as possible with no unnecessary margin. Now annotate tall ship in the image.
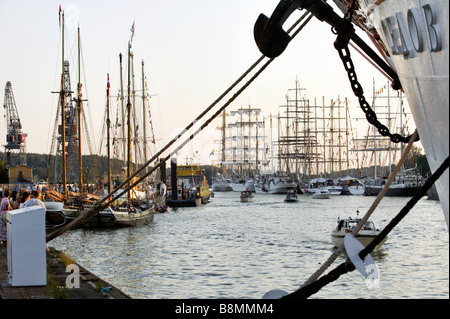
[218,105,269,192]
[275,79,353,194]
[211,110,233,192]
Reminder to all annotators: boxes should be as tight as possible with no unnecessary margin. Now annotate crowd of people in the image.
[0,185,46,246]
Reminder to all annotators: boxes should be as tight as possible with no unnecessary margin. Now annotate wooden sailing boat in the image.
[44,14,154,228]
[84,25,156,227]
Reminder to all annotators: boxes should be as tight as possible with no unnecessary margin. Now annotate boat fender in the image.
[344,234,379,281]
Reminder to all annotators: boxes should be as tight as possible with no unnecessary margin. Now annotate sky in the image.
[0,0,406,166]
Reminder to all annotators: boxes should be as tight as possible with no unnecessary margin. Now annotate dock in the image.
[0,243,131,299]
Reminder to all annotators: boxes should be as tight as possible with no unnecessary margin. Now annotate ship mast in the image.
[60,12,67,200]
[127,40,132,206]
[142,60,148,173]
[106,74,111,194]
[119,53,126,167]
[76,25,84,206]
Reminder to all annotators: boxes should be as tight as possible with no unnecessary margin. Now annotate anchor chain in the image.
[332,8,419,144]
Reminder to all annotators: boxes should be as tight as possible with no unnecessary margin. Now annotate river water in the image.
[50,192,449,299]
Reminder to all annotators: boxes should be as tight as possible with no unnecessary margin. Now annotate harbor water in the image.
[50,192,449,299]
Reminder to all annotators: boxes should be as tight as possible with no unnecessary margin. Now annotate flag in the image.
[59,5,62,28]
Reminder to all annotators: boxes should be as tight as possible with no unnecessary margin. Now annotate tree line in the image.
[0,148,431,185]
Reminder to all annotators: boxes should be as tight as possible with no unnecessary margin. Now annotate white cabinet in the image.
[7,206,47,286]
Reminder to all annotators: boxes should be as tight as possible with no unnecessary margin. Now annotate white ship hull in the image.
[331,231,387,250]
[327,186,342,195]
[231,179,256,192]
[358,0,449,229]
[212,181,233,192]
[348,185,365,195]
[312,190,330,199]
[255,183,270,194]
[268,182,297,194]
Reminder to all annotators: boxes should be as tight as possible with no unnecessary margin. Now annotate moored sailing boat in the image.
[46,16,154,228]
[93,29,155,227]
[363,168,426,196]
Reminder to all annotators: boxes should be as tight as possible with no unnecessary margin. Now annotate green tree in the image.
[0,160,8,183]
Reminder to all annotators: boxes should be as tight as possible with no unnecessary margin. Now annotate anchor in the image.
[254,0,302,58]
[253,0,401,89]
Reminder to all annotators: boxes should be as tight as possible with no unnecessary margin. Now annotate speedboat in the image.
[312,189,330,199]
[331,213,387,249]
[284,190,298,202]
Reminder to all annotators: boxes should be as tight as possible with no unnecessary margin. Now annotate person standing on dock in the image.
[24,190,46,210]
[19,191,30,208]
[0,189,12,245]
[24,189,48,252]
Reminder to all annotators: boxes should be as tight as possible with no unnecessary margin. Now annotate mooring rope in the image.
[284,154,449,299]
[46,11,313,242]
[300,129,419,288]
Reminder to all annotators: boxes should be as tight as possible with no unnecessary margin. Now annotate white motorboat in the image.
[284,190,298,202]
[331,213,387,250]
[302,178,331,195]
[312,189,330,199]
[212,174,233,192]
[336,176,364,195]
[327,185,342,196]
[268,176,297,194]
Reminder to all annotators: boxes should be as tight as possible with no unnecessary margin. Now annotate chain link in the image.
[333,23,419,144]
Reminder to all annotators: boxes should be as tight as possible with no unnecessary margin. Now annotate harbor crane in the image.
[3,81,27,165]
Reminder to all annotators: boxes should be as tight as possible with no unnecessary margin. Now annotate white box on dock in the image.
[7,206,47,287]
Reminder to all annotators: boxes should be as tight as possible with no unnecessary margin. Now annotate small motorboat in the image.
[331,211,387,249]
[240,190,254,203]
[312,189,330,199]
[284,190,298,202]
